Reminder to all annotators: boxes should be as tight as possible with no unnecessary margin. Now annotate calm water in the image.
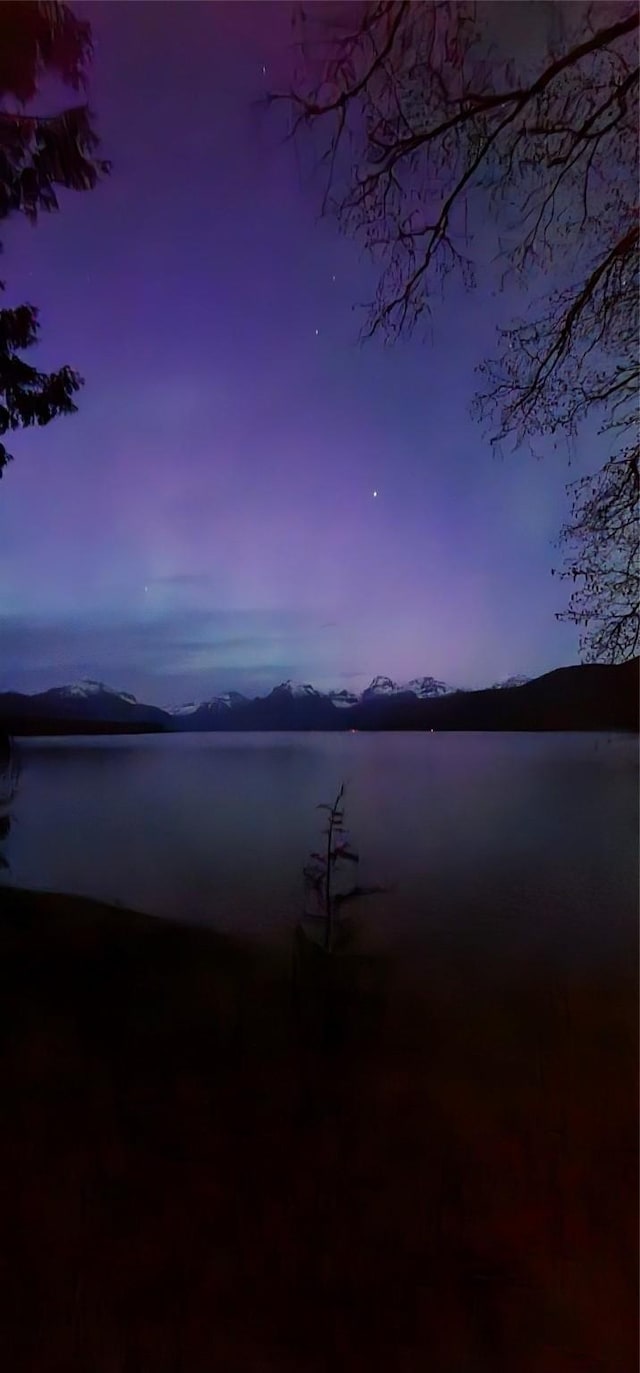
[3,731,637,964]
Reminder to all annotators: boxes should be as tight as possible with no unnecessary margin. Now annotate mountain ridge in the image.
[0,661,637,734]
[167,673,459,716]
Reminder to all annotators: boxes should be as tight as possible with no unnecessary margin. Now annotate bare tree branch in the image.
[277,0,639,661]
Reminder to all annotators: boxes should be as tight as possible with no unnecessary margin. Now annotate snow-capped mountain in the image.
[270,681,321,699]
[170,675,457,716]
[405,676,457,699]
[492,675,531,690]
[0,680,170,730]
[327,689,359,708]
[361,676,399,698]
[361,675,455,701]
[44,679,138,704]
[217,691,247,707]
[1,661,636,733]
[168,691,247,716]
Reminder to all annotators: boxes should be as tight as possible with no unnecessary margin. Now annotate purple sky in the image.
[0,2,603,705]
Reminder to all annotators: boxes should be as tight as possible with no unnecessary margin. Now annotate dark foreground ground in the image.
[0,887,636,1372]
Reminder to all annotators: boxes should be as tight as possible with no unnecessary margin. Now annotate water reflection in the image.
[3,732,637,966]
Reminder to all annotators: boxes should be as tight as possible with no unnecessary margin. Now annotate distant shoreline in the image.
[2,722,638,737]
[1,720,163,738]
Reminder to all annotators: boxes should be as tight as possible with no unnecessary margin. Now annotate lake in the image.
[3,731,637,968]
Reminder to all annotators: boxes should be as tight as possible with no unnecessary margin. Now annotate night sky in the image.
[0,2,604,705]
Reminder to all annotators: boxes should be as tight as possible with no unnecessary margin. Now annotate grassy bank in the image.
[0,885,636,1371]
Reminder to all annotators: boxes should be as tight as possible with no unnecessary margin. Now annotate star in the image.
[373,490,378,498]
[314,328,319,336]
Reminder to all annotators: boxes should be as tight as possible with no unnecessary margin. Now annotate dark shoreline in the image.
[0,882,636,1370]
[1,720,165,737]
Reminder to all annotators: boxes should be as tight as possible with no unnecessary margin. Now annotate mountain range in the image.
[165,674,458,724]
[0,662,637,734]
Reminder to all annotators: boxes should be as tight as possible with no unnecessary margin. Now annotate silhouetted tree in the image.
[304,782,359,951]
[0,1,109,477]
[303,781,386,952]
[0,734,18,871]
[274,1,639,661]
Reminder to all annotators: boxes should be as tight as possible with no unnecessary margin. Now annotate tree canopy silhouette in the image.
[0,1,109,478]
[274,1,639,662]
